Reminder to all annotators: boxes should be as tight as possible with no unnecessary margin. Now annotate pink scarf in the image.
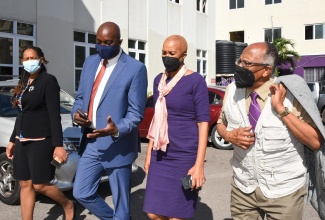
[147,65,187,151]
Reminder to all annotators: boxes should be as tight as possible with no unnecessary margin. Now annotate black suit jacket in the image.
[10,71,63,146]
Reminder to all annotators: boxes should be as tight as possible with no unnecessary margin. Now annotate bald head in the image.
[97,22,121,40]
[163,35,188,54]
[243,42,278,74]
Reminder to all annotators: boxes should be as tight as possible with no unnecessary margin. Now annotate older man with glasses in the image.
[216,42,323,220]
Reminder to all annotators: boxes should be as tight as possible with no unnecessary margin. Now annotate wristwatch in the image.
[277,107,290,118]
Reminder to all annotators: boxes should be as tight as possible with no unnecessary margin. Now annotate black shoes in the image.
[63,200,77,220]
[71,200,77,220]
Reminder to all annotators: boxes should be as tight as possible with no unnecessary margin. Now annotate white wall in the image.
[74,0,98,33]
[1,0,216,95]
[36,0,75,95]
[205,1,217,85]
[146,0,168,91]
[129,0,147,41]
[0,0,37,23]
[102,0,129,52]
[216,0,325,55]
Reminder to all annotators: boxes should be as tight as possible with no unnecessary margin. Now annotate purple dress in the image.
[143,72,210,218]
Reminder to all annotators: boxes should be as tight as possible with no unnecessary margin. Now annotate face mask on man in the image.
[162,56,182,73]
[234,66,265,88]
[96,44,119,60]
[23,60,41,74]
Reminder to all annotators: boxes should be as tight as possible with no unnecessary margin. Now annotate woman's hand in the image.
[144,139,154,175]
[6,142,15,159]
[144,154,151,175]
[188,164,206,190]
[53,146,68,163]
[188,121,208,190]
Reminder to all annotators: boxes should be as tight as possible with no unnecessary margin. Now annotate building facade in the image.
[2,0,322,94]
[0,0,215,95]
[216,0,325,82]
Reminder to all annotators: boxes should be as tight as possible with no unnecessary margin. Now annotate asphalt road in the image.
[0,142,321,220]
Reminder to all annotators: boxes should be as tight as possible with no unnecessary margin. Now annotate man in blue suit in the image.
[72,21,148,220]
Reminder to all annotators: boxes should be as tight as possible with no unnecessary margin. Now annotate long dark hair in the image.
[11,46,49,107]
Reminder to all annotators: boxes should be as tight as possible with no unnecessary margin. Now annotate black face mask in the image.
[234,66,265,88]
[162,56,182,73]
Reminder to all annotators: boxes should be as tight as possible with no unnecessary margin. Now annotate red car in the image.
[138,86,233,150]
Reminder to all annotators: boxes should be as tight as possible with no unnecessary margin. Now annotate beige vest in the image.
[225,82,306,198]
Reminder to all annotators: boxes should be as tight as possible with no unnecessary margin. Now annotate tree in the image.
[272,37,300,76]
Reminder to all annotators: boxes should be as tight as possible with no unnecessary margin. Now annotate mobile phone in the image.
[76,109,88,120]
[51,156,61,167]
[180,175,192,190]
[180,175,202,191]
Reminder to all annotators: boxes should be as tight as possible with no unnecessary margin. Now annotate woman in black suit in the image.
[6,46,75,220]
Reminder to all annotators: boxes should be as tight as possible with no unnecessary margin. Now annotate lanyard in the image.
[17,79,30,111]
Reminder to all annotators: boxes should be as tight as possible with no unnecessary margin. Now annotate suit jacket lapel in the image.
[98,51,127,106]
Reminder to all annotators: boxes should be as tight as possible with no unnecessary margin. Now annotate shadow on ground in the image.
[36,161,216,220]
[36,165,147,219]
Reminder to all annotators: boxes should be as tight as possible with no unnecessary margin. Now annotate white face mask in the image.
[23,59,41,74]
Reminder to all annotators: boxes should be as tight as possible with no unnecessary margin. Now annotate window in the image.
[230,31,244,42]
[197,0,207,13]
[265,0,282,5]
[304,67,325,82]
[305,24,325,40]
[197,50,207,78]
[229,0,244,9]
[0,19,35,80]
[264,28,281,42]
[169,0,180,3]
[128,39,146,64]
[74,31,97,91]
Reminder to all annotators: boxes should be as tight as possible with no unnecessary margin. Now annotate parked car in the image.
[138,85,233,150]
[0,79,138,205]
[307,81,325,123]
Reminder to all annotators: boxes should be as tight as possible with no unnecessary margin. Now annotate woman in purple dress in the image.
[143,35,210,219]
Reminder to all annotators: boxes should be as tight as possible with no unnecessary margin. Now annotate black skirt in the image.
[13,137,56,184]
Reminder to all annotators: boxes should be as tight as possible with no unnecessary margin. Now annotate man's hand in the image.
[225,126,255,150]
[269,83,287,114]
[87,116,118,138]
[73,111,92,127]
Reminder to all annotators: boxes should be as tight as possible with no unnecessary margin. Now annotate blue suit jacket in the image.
[72,51,148,168]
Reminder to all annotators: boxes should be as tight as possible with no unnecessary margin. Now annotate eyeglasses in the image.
[236,59,270,67]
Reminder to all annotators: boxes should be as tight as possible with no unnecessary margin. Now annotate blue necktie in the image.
[249,92,261,130]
